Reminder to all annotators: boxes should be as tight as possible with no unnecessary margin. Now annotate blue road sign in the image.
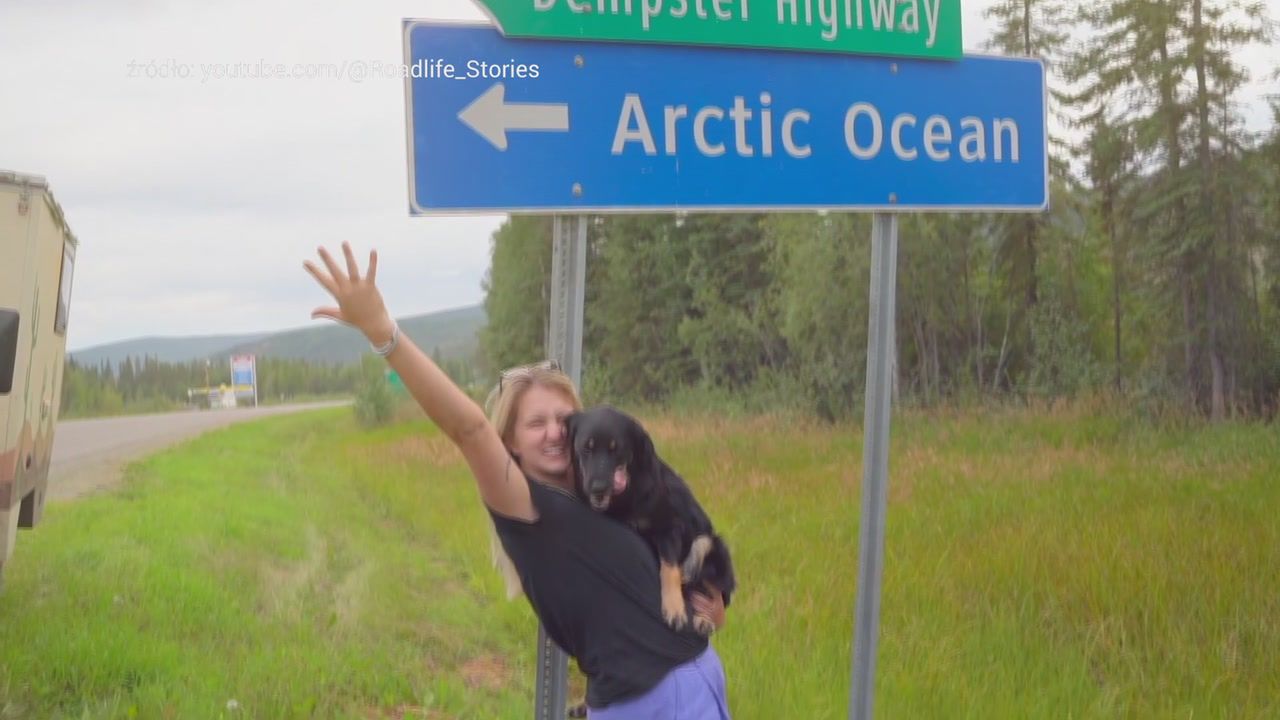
[402,21,1047,214]
[230,354,256,399]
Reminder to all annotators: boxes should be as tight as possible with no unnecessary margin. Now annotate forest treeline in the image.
[480,0,1280,422]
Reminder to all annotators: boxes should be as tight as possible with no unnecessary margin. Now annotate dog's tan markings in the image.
[660,562,687,629]
[681,535,713,583]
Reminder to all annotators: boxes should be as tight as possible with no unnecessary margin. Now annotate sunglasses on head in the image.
[498,359,562,393]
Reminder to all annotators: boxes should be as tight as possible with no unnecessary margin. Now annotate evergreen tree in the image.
[479,217,553,373]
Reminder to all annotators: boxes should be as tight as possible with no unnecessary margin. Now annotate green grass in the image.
[1,405,1277,718]
[0,409,536,719]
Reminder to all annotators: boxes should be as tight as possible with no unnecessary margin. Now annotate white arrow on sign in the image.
[457,82,570,151]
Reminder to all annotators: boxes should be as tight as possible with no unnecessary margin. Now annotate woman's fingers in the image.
[342,241,361,282]
[317,246,346,286]
[311,306,344,323]
[306,244,387,335]
[303,260,338,296]
[690,591,725,629]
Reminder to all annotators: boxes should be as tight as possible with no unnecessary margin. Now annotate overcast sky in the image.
[2,0,1275,352]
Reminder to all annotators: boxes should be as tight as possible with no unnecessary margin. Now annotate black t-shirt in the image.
[488,471,708,708]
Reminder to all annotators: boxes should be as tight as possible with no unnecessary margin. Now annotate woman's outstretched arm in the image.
[304,243,535,521]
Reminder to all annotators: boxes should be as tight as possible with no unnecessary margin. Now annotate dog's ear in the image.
[627,416,659,483]
[564,411,585,497]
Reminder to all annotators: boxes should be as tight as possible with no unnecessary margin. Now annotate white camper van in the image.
[0,171,78,587]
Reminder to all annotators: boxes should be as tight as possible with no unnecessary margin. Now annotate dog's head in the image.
[564,405,655,512]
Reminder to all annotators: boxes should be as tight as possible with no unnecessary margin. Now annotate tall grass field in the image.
[1,405,1276,718]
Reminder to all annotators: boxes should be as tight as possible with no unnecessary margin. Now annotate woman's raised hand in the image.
[304,242,396,344]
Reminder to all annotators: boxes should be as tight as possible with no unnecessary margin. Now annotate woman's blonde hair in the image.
[483,360,583,600]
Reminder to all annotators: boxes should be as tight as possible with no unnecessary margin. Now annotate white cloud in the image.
[2,0,498,351]
[2,0,1275,351]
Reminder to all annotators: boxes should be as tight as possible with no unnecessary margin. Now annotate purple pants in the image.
[588,645,732,720]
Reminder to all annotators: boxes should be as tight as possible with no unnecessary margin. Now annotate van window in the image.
[0,308,18,394]
[55,242,75,336]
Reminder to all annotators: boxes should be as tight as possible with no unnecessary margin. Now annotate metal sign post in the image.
[538,213,588,719]
[547,214,587,388]
[849,212,899,719]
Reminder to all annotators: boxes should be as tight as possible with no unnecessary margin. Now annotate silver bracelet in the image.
[370,323,400,357]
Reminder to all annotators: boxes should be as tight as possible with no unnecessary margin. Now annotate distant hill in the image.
[69,333,269,367]
[70,304,486,368]
[224,305,486,365]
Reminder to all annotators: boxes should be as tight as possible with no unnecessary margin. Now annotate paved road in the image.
[46,401,349,503]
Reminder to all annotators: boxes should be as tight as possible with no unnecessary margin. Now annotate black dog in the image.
[565,405,736,635]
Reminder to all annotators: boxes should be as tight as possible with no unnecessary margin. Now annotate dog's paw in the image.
[567,701,588,718]
[692,614,716,636]
[662,591,688,630]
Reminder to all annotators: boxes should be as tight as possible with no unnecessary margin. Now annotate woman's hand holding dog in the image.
[692,587,726,632]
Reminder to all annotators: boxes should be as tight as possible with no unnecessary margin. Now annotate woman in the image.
[304,243,731,718]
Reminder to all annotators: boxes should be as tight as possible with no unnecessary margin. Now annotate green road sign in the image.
[472,0,962,60]
[386,369,408,395]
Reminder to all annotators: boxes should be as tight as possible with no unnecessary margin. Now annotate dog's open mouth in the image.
[586,468,628,511]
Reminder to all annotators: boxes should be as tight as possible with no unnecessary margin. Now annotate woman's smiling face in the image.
[510,383,576,487]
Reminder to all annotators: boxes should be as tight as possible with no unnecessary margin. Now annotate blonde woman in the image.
[305,243,729,718]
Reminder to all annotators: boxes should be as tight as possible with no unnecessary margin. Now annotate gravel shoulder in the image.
[46,401,349,503]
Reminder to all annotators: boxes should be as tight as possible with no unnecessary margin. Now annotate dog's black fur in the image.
[564,405,736,634]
